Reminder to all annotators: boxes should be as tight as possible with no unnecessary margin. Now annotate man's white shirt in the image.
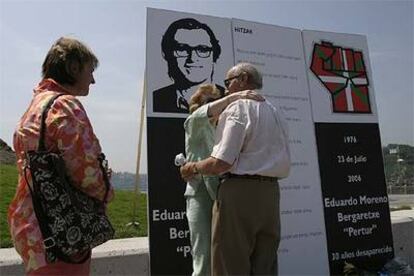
[211,98,290,178]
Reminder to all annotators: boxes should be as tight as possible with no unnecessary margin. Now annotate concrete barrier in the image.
[390,210,414,268]
[1,211,413,275]
[0,237,149,276]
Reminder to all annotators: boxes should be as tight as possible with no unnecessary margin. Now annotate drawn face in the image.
[173,29,214,85]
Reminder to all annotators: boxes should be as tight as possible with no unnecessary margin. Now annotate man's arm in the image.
[207,90,264,118]
[181,101,246,182]
[180,157,232,181]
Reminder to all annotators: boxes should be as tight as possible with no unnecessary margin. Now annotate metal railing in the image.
[387,185,414,194]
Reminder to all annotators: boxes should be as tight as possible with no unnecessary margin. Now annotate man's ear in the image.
[240,73,248,86]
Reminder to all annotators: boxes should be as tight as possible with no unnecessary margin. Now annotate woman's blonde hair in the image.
[189,84,221,114]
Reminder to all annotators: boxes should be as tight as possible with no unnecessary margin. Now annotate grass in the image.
[0,164,147,248]
[0,164,18,248]
[107,190,148,239]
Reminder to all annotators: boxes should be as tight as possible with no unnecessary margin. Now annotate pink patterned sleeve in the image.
[44,95,113,202]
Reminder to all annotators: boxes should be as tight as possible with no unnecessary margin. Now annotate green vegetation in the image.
[0,164,147,248]
[0,164,18,248]
[107,190,148,239]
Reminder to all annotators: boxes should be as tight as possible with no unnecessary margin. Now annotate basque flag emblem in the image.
[310,41,372,113]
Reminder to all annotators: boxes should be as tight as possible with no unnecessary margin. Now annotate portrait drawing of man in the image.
[153,18,224,113]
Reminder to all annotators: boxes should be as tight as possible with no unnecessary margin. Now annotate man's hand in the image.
[180,162,197,182]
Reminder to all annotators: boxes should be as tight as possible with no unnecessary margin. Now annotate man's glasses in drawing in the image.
[173,44,213,58]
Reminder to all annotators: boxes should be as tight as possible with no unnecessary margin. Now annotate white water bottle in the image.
[174,153,187,166]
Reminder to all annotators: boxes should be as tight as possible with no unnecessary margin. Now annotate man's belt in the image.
[221,173,278,182]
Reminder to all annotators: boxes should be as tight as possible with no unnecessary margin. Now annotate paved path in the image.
[388,194,414,208]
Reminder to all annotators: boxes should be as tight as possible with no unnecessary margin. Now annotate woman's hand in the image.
[233,90,265,102]
[207,90,264,118]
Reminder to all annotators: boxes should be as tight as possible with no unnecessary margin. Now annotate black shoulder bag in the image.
[23,93,115,263]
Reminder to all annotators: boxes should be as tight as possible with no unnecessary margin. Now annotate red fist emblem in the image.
[310,41,371,113]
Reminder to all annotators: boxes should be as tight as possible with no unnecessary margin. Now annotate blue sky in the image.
[1,0,412,173]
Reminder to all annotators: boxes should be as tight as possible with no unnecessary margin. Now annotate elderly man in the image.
[181,63,290,275]
[153,18,224,113]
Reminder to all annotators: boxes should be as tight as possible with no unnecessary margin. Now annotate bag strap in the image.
[38,93,65,151]
[38,93,111,201]
[37,93,110,202]
[24,94,102,263]
[98,153,111,202]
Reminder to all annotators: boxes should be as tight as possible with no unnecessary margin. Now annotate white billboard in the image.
[145,8,393,275]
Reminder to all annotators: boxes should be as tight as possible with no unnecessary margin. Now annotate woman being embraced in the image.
[181,84,263,276]
[8,37,114,275]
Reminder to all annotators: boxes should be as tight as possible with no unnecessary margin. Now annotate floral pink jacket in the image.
[8,79,114,272]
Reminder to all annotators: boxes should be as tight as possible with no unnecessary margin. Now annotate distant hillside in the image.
[111,171,148,192]
[0,139,16,165]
